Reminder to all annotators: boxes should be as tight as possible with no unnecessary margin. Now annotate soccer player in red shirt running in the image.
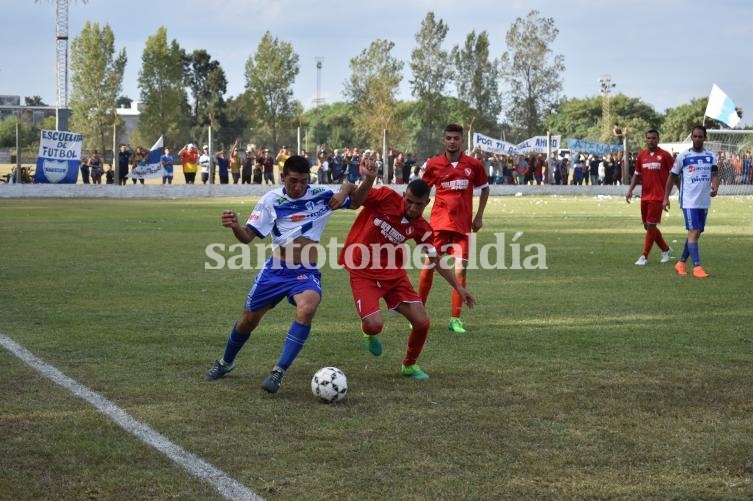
[339,179,476,380]
[625,129,674,265]
[418,124,489,333]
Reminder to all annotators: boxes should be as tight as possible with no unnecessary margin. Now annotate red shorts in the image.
[433,230,469,261]
[641,200,664,225]
[348,273,422,319]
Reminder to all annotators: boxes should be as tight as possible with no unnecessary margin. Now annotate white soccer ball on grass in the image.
[311,367,348,403]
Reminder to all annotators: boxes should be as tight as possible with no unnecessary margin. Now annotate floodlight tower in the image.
[313,57,324,108]
[599,74,616,140]
[55,0,70,130]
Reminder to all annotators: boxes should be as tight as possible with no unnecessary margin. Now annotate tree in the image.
[544,96,603,141]
[137,26,190,148]
[115,95,132,109]
[185,49,227,136]
[301,102,357,151]
[662,98,707,141]
[69,21,127,154]
[244,32,299,150]
[24,96,47,107]
[450,30,502,138]
[409,12,452,159]
[344,39,405,149]
[501,10,565,139]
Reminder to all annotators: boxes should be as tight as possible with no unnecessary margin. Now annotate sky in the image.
[2,0,751,127]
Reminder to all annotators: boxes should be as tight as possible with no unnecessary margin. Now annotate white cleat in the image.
[634,255,648,266]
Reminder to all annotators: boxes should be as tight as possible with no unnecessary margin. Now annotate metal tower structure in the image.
[55,0,70,130]
[599,74,615,141]
[312,57,324,108]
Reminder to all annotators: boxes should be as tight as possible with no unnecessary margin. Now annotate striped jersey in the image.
[671,148,718,209]
[245,185,350,246]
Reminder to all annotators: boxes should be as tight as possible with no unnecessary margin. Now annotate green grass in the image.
[1,195,753,500]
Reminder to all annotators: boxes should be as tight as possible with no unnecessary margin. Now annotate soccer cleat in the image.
[692,266,709,278]
[448,317,466,333]
[362,334,383,357]
[401,364,429,381]
[674,261,687,276]
[660,247,674,263]
[204,359,235,381]
[634,255,648,266]
[261,369,285,393]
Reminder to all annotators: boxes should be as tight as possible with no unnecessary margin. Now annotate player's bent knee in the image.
[361,320,383,335]
[412,318,430,331]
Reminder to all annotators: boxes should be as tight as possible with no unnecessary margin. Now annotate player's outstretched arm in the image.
[348,159,378,209]
[428,255,476,308]
[221,210,255,244]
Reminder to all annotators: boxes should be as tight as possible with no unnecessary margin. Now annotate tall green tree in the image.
[185,49,227,135]
[662,98,707,141]
[69,21,126,153]
[501,10,565,139]
[137,26,190,147]
[24,96,47,106]
[244,32,299,150]
[450,30,501,138]
[410,11,452,159]
[344,39,405,149]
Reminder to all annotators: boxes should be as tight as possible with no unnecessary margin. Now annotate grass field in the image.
[2,195,753,500]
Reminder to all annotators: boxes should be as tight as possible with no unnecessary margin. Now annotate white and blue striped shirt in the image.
[671,148,717,209]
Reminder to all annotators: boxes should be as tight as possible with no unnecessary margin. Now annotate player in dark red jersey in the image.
[625,129,674,266]
[339,179,476,380]
[418,124,489,333]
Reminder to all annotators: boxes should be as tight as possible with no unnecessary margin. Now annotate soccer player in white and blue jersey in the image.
[204,155,375,393]
[663,125,719,278]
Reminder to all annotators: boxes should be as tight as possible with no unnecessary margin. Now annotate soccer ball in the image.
[311,367,348,403]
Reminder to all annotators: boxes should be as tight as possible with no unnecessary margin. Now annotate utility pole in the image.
[313,57,324,108]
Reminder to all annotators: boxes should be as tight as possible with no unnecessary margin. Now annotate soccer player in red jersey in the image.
[339,179,476,380]
[417,124,489,333]
[625,129,674,266]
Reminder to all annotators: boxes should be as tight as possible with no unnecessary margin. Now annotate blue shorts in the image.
[245,257,322,312]
[682,208,708,232]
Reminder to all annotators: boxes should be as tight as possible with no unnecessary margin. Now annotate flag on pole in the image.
[704,84,741,128]
[127,136,165,179]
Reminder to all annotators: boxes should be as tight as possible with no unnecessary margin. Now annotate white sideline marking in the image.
[0,333,263,501]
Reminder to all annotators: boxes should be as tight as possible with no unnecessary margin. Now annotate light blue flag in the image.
[704,84,740,128]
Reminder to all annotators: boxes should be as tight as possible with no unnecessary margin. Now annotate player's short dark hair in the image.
[407,179,430,198]
[646,128,659,137]
[692,124,707,138]
[283,155,311,176]
[444,123,463,135]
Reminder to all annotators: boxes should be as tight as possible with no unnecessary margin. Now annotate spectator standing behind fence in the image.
[229,144,241,184]
[252,156,263,184]
[131,146,146,185]
[179,143,198,184]
[117,144,131,186]
[276,145,290,183]
[403,153,416,185]
[241,148,253,184]
[261,148,274,184]
[215,149,229,184]
[161,147,174,184]
[88,150,103,184]
[347,147,361,183]
[105,166,114,184]
[79,151,91,184]
[330,149,344,184]
[199,145,211,184]
[663,125,719,279]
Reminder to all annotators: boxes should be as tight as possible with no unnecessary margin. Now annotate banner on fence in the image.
[567,138,622,156]
[127,136,165,179]
[472,132,561,155]
[34,130,83,184]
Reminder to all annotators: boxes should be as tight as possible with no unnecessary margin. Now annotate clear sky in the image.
[2,0,750,126]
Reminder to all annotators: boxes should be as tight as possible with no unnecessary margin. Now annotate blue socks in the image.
[222,324,250,365]
[688,242,700,266]
[276,321,311,371]
[680,239,701,266]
